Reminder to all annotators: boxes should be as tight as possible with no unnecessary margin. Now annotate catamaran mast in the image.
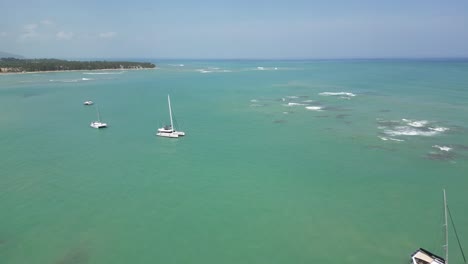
[168,95,174,130]
[444,189,449,264]
[96,105,101,122]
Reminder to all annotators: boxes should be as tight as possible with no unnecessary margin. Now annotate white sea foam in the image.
[287,102,306,106]
[254,66,279,71]
[286,96,299,99]
[404,119,429,128]
[49,77,94,83]
[83,71,124,75]
[319,92,356,97]
[379,136,404,142]
[305,106,323,111]
[302,99,314,103]
[433,145,452,152]
[49,79,79,83]
[429,127,449,132]
[250,99,258,103]
[197,68,231,74]
[384,127,442,137]
[378,118,449,137]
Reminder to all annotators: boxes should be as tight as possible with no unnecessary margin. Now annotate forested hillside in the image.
[0,58,155,73]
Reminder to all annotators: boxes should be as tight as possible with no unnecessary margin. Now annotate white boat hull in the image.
[156,132,180,138]
[156,95,185,138]
[158,127,173,133]
[90,122,107,129]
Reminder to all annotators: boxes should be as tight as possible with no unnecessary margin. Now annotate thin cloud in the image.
[99,32,116,38]
[19,23,39,40]
[40,19,54,25]
[0,32,7,37]
[23,23,38,31]
[56,31,74,40]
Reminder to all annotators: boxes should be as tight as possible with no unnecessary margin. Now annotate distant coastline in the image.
[0,58,156,74]
[0,67,156,75]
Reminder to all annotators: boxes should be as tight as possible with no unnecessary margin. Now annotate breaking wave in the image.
[275,95,326,112]
[256,66,279,71]
[377,118,449,137]
[433,145,452,152]
[305,106,323,111]
[286,102,307,106]
[196,68,232,74]
[319,92,356,98]
[83,71,124,75]
[378,136,404,142]
[49,77,94,83]
[49,79,78,83]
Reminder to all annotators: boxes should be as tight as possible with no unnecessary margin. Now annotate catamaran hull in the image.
[410,248,445,264]
[90,122,107,129]
[156,132,180,138]
[156,95,185,138]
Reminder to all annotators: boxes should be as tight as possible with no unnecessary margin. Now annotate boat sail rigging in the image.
[90,105,107,129]
[410,189,466,264]
[156,95,185,138]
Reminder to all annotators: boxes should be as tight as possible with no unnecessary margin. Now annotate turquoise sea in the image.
[1,60,467,264]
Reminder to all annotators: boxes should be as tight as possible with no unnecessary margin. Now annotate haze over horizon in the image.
[2,0,468,59]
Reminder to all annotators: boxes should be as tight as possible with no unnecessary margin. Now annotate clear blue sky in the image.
[1,0,468,59]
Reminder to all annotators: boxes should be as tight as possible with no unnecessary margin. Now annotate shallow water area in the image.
[1,60,468,264]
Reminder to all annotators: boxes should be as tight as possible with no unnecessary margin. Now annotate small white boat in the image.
[83,100,94,105]
[90,105,107,129]
[156,95,185,138]
[409,189,466,264]
[90,121,107,129]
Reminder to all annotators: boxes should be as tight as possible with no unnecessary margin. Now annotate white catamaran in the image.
[90,105,107,129]
[156,95,185,138]
[410,189,466,264]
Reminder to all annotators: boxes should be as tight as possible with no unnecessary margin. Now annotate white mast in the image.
[443,189,449,264]
[96,105,101,122]
[168,95,174,131]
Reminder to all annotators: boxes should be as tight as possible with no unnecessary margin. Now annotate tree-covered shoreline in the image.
[0,58,156,73]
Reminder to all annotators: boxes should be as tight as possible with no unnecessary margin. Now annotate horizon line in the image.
[17,56,468,61]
